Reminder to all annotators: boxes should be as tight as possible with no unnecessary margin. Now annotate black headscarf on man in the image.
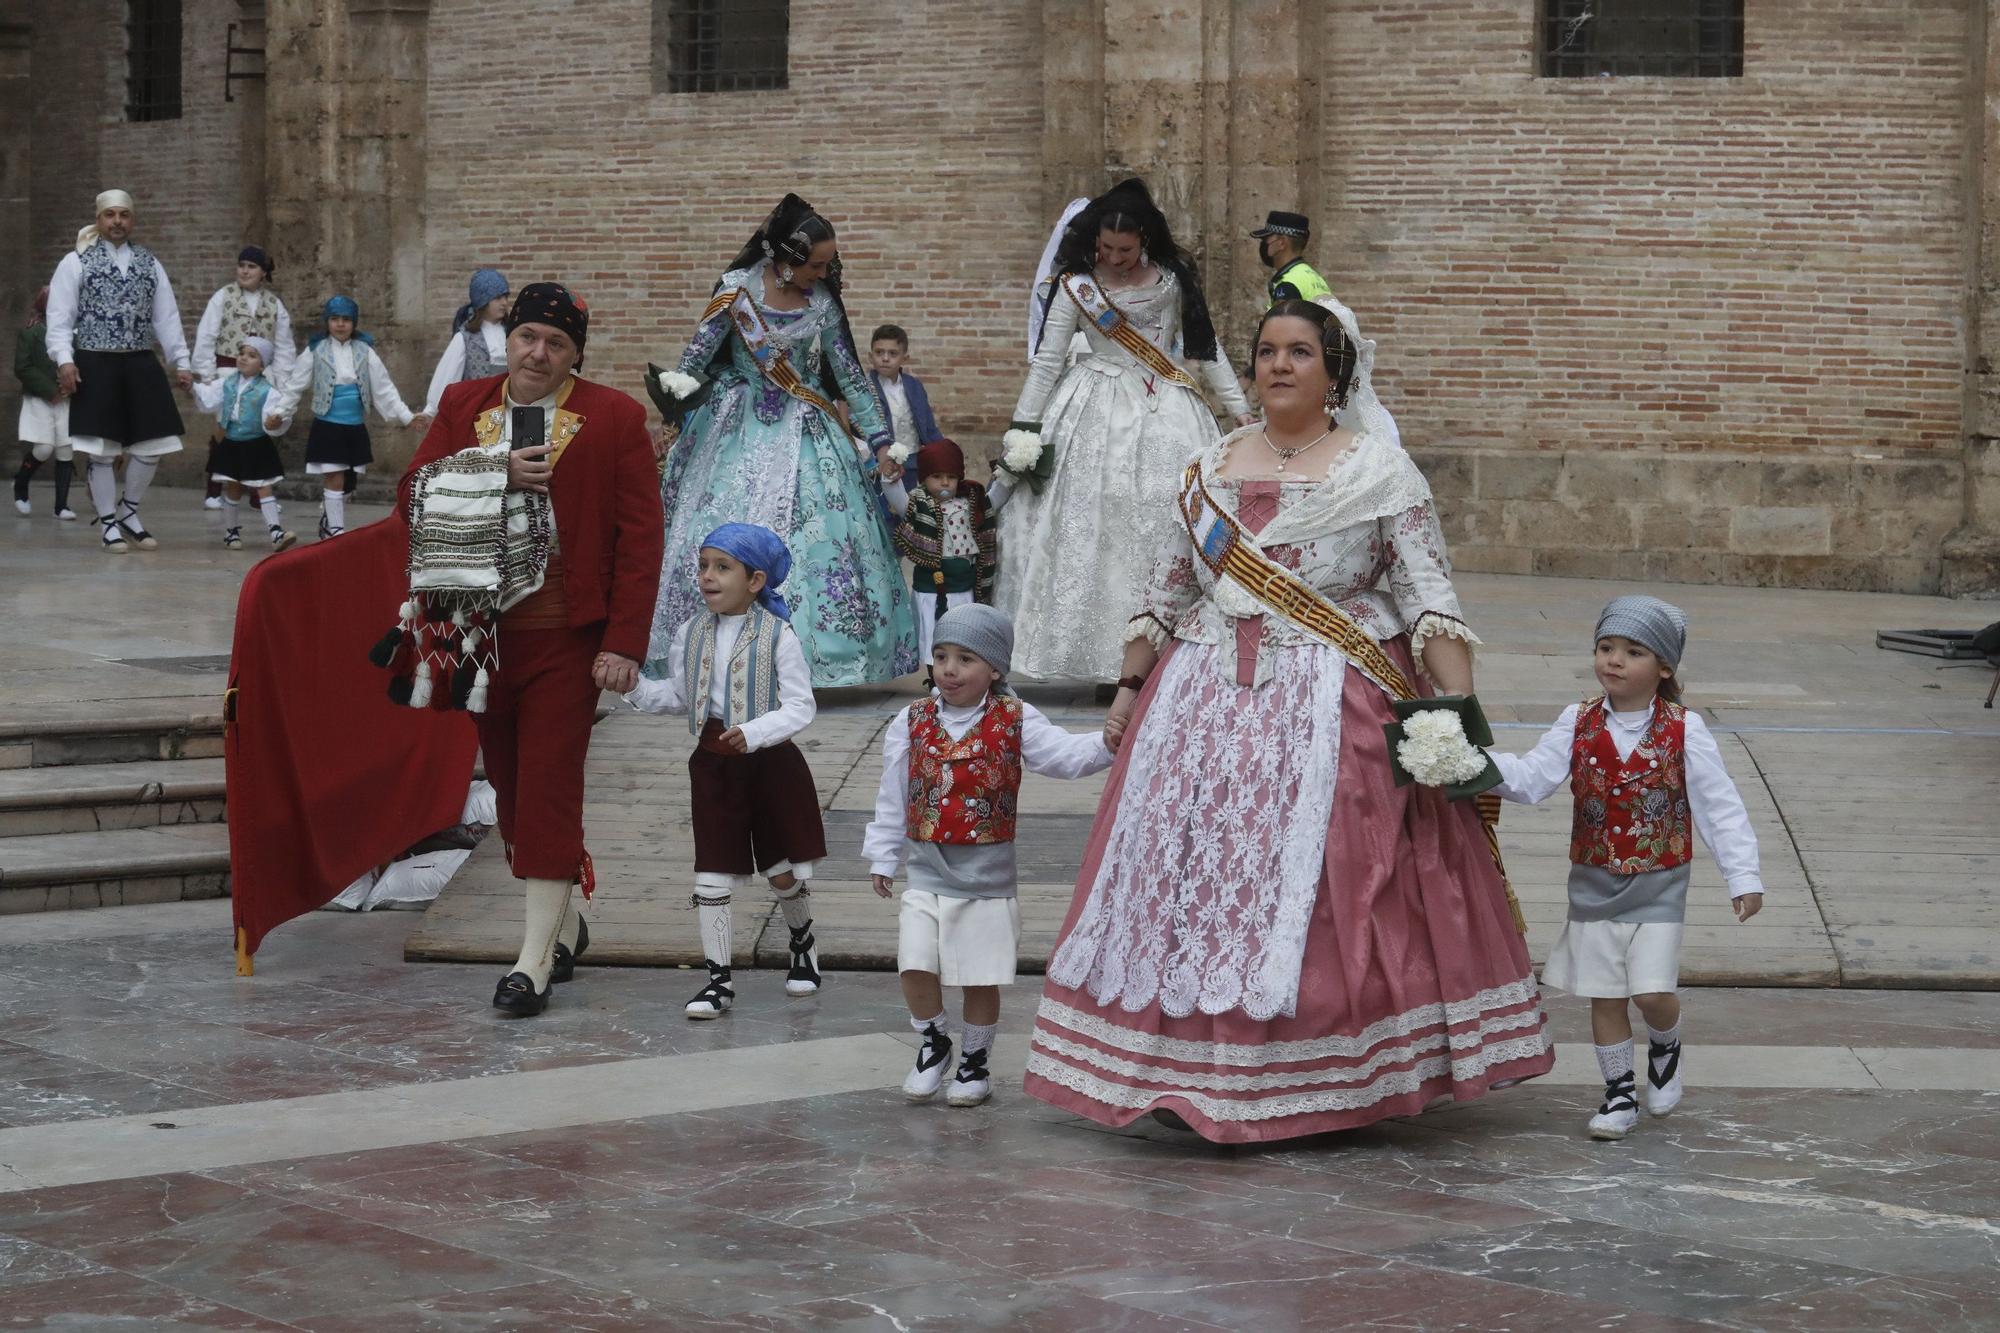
[1046,178,1220,364]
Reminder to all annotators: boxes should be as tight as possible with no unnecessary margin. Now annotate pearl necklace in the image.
[1262,427,1331,466]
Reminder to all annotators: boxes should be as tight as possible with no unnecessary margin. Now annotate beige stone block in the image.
[1729,505,1830,556]
[1757,458,1853,508]
[1853,458,1962,510]
[1475,451,1563,501]
[1409,448,1474,498]
[1556,454,1659,506]
[1501,498,1586,546]
[1451,545,1533,575]
[1660,457,1763,507]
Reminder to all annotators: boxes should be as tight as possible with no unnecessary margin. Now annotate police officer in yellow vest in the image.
[1252,211,1331,304]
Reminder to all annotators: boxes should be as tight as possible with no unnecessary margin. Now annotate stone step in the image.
[0,757,227,836]
[0,824,230,914]
[0,709,226,770]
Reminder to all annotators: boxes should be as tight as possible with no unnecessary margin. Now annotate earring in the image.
[1323,384,1347,414]
[776,264,795,287]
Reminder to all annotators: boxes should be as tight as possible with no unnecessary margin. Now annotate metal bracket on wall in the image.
[225,22,265,103]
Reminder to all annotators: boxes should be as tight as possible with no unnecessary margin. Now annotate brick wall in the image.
[1316,0,1971,591]
[418,0,1046,477]
[17,0,257,488]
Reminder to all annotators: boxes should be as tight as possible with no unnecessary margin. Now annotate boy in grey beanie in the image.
[861,605,1115,1107]
[1489,593,1763,1142]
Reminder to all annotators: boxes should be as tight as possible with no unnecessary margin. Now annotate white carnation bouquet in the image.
[994,425,1052,492]
[658,369,702,400]
[1383,696,1502,799]
[885,441,913,466]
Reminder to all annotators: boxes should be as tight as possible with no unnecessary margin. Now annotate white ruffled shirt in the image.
[1492,700,1764,899]
[623,612,816,752]
[45,243,189,370]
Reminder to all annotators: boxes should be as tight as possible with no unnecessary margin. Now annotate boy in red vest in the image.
[1491,595,1763,1141]
[864,605,1114,1107]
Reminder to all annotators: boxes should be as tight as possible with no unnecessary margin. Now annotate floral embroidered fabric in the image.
[1570,697,1694,872]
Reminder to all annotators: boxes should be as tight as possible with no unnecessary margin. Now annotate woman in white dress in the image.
[997,180,1256,683]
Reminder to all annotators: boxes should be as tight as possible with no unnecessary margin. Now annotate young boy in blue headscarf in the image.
[265,294,422,539]
[625,523,828,1019]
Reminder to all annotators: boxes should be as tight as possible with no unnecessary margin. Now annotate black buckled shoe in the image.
[492,970,551,1016]
[550,916,591,985]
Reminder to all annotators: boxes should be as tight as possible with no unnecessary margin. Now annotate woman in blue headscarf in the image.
[264,294,421,539]
[648,194,916,687]
[422,268,510,416]
[627,521,831,1019]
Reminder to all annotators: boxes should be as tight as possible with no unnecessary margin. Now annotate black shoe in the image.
[492,970,551,1016]
[783,919,821,997]
[550,915,591,984]
[685,961,733,1019]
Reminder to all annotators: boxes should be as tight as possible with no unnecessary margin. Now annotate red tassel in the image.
[577,849,596,902]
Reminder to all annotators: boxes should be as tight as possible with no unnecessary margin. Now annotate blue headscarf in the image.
[310,294,372,348]
[700,523,793,622]
[453,268,509,334]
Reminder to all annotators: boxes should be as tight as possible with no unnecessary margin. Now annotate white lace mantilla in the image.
[1044,640,1345,1020]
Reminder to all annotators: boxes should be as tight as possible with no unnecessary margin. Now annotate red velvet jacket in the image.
[402,373,664,662]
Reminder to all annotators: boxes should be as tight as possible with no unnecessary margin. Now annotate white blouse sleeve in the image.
[192,289,227,380]
[1379,497,1481,666]
[363,346,417,426]
[623,621,690,715]
[882,476,910,518]
[44,253,81,366]
[1492,705,1579,806]
[271,298,297,384]
[738,625,817,751]
[151,262,190,371]
[422,334,467,417]
[1683,712,1764,899]
[1195,350,1250,419]
[191,374,226,414]
[1011,286,1082,425]
[264,346,316,422]
[1018,701,1113,778]
[861,708,914,879]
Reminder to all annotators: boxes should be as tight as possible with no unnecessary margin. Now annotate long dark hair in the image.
[710,193,861,401]
[1047,178,1218,362]
[1252,299,1359,412]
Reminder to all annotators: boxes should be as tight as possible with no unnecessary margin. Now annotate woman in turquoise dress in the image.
[649,195,917,686]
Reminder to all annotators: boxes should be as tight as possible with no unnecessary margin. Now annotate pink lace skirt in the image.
[1025,635,1554,1144]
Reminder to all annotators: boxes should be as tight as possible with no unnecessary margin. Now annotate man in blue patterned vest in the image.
[46,189,194,553]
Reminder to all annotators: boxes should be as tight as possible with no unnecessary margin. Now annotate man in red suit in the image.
[403,282,663,1015]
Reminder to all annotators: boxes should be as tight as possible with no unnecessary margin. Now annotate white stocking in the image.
[87,459,117,519]
[512,877,570,990]
[122,456,158,505]
[322,486,347,534]
[692,875,736,969]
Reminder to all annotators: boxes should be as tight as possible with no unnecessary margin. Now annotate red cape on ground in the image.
[225,516,477,961]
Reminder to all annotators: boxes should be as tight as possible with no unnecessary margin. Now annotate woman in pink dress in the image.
[1025,298,1553,1143]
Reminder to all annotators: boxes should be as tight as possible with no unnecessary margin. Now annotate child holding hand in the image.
[864,605,1114,1107]
[1491,595,1763,1141]
[625,523,828,1019]
[882,437,1010,667]
[191,335,296,551]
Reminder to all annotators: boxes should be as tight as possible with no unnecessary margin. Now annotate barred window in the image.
[125,0,182,121]
[654,0,789,94]
[1540,0,1743,78]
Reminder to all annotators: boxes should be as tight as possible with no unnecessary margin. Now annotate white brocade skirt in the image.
[995,359,1223,682]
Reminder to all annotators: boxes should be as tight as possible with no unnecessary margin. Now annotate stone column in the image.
[1945,0,2000,596]
[265,0,430,489]
[1043,1,1321,368]
[233,0,270,245]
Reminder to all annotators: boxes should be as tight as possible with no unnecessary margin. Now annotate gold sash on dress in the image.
[702,286,867,447]
[1178,460,1524,933]
[1061,273,1197,389]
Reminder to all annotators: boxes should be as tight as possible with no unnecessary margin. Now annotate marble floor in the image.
[3,901,1999,1331]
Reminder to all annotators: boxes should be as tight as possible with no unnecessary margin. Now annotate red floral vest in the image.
[903,695,1023,845]
[1569,697,1694,874]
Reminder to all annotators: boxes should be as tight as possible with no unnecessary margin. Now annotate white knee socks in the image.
[88,460,117,518]
[773,881,812,933]
[960,1022,997,1056]
[259,495,282,529]
[557,897,581,953]
[511,877,570,991]
[122,456,157,505]
[222,494,242,535]
[693,881,734,968]
[1594,1041,1635,1082]
[321,486,347,534]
